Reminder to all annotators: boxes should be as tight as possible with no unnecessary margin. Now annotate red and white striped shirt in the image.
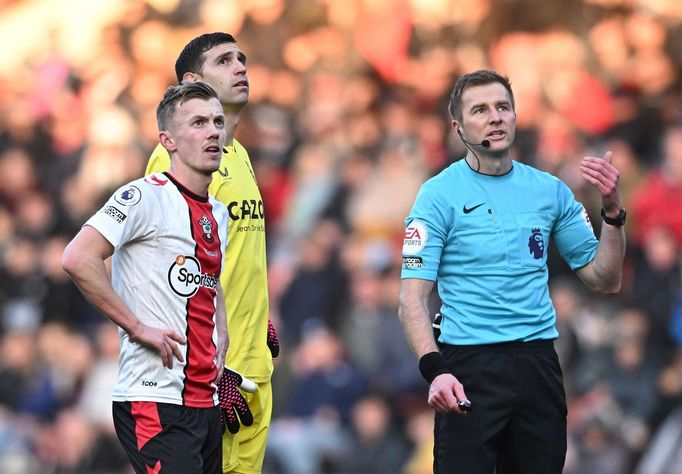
[86,172,228,407]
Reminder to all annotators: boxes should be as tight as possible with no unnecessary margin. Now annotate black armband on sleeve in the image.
[418,351,450,383]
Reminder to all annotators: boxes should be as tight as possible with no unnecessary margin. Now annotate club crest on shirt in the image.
[114,185,141,206]
[199,215,215,243]
[403,220,427,254]
[528,228,544,259]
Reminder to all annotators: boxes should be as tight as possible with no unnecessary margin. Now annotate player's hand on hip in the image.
[580,150,622,209]
[266,319,280,358]
[429,373,471,415]
[129,321,186,369]
[218,367,257,434]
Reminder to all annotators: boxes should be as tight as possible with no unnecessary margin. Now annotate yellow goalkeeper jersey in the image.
[146,140,273,382]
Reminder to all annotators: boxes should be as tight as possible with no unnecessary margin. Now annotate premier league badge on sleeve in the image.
[581,206,594,232]
[114,185,141,206]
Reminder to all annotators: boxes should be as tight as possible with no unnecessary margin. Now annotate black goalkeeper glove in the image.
[217,367,256,434]
[267,319,280,358]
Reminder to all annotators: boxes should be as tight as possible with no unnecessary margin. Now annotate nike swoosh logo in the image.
[217,167,228,177]
[463,203,485,214]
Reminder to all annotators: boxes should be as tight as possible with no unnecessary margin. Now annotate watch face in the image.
[619,209,627,224]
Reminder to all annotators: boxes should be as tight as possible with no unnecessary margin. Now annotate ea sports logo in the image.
[405,227,421,239]
[167,255,218,297]
[403,220,427,254]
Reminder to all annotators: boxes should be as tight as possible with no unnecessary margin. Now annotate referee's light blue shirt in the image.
[401,159,598,345]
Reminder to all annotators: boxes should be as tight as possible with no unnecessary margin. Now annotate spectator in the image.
[632,123,682,247]
[266,325,364,473]
[335,393,411,474]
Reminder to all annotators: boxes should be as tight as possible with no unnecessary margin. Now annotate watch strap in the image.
[601,208,626,227]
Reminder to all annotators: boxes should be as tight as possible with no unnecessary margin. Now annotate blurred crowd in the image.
[1,0,682,472]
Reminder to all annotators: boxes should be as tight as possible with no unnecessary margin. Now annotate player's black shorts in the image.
[435,339,567,474]
[113,401,221,474]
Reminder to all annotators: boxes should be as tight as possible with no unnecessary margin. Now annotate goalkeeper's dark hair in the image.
[156,81,219,131]
[175,32,237,83]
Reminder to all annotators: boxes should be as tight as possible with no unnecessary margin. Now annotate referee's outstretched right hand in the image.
[217,367,256,434]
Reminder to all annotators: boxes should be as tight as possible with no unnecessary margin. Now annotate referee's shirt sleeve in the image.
[401,183,448,281]
[552,181,598,270]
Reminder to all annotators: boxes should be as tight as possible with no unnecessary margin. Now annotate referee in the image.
[398,70,626,473]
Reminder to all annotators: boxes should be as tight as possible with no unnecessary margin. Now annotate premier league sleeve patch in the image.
[580,205,591,227]
[114,185,141,206]
[403,220,428,254]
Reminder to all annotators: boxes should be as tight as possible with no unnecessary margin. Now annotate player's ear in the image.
[159,130,177,153]
[182,72,199,83]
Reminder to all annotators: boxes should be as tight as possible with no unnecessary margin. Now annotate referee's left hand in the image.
[429,373,471,415]
[580,150,622,211]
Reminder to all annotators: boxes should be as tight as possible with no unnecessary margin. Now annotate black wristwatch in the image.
[601,208,627,227]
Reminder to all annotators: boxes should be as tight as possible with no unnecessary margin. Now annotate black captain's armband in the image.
[419,351,450,383]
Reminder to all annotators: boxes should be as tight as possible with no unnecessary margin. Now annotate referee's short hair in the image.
[156,81,219,132]
[448,70,515,121]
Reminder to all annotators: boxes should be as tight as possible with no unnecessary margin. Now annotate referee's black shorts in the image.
[435,339,567,474]
[113,401,222,474]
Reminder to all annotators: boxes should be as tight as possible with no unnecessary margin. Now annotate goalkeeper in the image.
[146,33,279,474]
